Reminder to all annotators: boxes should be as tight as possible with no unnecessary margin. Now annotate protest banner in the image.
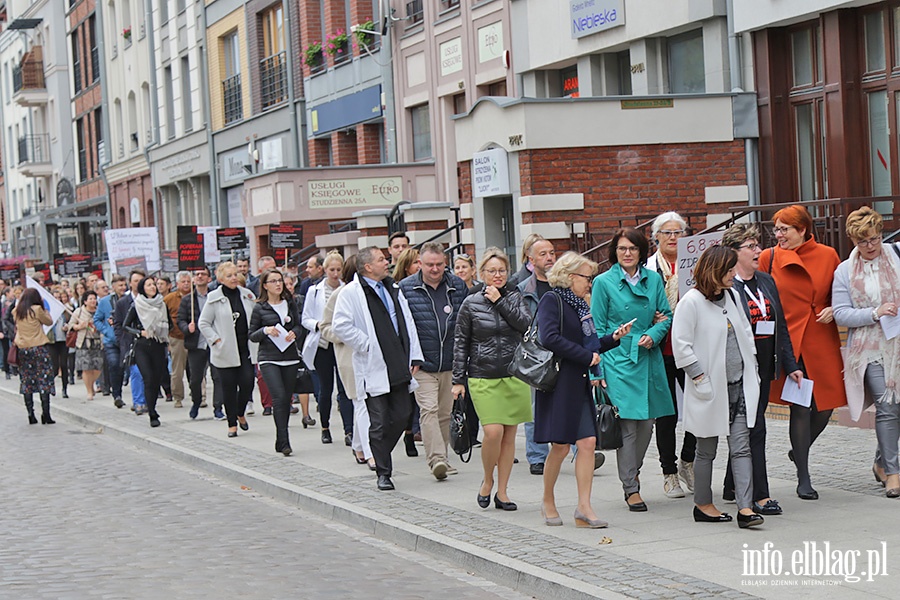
[105,227,160,274]
[677,232,724,298]
[161,250,179,273]
[197,225,221,263]
[0,264,22,282]
[25,276,66,334]
[115,256,149,274]
[63,254,93,276]
[177,226,206,270]
[216,228,249,253]
[33,262,51,282]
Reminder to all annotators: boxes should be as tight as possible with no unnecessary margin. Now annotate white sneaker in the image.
[664,473,685,498]
[246,401,255,415]
[431,460,449,480]
[678,459,695,493]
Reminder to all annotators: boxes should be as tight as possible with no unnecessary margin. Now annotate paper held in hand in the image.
[780,377,814,408]
[880,313,900,340]
[268,324,293,352]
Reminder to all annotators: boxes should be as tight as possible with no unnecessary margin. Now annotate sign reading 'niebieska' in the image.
[570,0,624,39]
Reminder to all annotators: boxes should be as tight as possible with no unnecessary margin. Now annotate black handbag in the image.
[449,394,473,463]
[594,385,623,450]
[295,364,315,394]
[507,294,563,393]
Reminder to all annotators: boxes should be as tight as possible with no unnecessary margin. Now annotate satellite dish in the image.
[56,178,74,205]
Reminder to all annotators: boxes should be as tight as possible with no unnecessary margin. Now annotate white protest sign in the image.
[105,227,161,274]
[197,226,221,263]
[677,232,723,299]
[25,276,67,334]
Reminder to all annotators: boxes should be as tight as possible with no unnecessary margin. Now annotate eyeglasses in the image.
[483,269,508,276]
[772,226,794,235]
[856,236,881,249]
[738,243,761,251]
[266,279,284,285]
[658,229,685,237]
[616,246,639,254]
[571,273,593,281]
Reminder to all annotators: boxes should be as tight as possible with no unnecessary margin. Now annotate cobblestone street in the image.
[0,397,529,600]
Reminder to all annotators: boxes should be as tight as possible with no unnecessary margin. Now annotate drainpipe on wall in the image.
[141,0,161,241]
[726,0,760,210]
[282,0,301,169]
[199,2,219,226]
[95,0,114,247]
[382,0,397,163]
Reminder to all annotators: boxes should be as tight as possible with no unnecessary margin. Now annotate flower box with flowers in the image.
[325,30,349,60]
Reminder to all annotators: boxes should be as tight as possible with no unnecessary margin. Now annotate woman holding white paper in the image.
[833,207,900,498]
[249,269,305,456]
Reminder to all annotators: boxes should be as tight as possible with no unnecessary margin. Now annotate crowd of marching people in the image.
[6,204,900,530]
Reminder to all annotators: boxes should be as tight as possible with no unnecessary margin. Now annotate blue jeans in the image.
[130,364,146,407]
[525,395,548,465]
[104,345,124,399]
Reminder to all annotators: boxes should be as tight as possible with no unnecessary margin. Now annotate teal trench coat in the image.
[591,263,674,421]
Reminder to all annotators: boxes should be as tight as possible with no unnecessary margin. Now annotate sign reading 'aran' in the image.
[570,0,624,39]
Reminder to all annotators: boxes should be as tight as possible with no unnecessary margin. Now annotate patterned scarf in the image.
[847,245,900,404]
[654,251,679,311]
[134,293,169,343]
[553,287,595,339]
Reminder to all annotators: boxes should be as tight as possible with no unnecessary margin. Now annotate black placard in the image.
[177,226,205,270]
[115,256,148,274]
[161,250,179,273]
[33,262,51,282]
[216,228,249,252]
[268,224,304,249]
[0,264,22,282]
[53,253,66,276]
[63,254,93,276]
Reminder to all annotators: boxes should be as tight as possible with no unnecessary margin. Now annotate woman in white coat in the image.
[672,245,763,529]
[198,261,258,438]
[301,251,352,444]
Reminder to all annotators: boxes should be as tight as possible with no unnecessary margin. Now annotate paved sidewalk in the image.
[5,376,896,599]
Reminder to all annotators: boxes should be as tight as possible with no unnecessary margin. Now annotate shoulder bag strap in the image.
[767,247,774,275]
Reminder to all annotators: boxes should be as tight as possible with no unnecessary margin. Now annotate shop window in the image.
[667,29,704,94]
[866,10,886,73]
[560,66,578,98]
[791,28,814,87]
[411,104,431,161]
[795,104,818,200]
[617,50,632,95]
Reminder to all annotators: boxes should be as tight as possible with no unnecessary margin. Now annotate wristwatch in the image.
[873,308,881,322]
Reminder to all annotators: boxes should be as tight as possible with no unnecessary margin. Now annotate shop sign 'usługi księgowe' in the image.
[307,177,403,209]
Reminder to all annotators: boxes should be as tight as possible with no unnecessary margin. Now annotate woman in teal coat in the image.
[591,228,674,512]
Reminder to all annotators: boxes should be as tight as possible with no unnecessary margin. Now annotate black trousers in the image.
[48,341,70,391]
[260,363,297,452]
[314,345,352,434]
[212,353,254,428]
[134,338,168,420]
[187,348,212,410]
[656,353,696,474]
[366,383,414,478]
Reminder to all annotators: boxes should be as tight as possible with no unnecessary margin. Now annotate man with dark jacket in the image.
[95,275,127,406]
[399,243,468,480]
[178,267,220,420]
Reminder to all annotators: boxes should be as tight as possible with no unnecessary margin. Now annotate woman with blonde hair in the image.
[833,207,900,497]
[392,247,420,282]
[302,251,353,444]
[535,252,630,527]
[452,247,531,510]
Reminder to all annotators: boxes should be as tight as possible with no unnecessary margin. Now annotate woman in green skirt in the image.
[453,247,532,511]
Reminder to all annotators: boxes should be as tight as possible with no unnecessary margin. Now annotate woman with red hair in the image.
[759,205,846,500]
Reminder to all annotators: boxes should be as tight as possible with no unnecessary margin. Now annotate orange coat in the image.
[758,238,847,410]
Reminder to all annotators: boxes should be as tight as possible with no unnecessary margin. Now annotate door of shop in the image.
[482,196,516,270]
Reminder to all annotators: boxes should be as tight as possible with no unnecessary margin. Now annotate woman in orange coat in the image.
[758,205,846,500]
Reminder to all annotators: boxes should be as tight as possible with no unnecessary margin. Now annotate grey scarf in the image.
[134,293,169,342]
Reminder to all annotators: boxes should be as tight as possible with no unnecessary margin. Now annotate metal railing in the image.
[17,133,51,165]
[259,52,286,109]
[222,73,242,125]
[12,58,45,92]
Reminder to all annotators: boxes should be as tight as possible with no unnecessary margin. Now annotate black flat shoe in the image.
[377,475,395,491]
[404,432,418,457]
[738,512,764,528]
[752,499,783,516]
[625,493,647,512]
[693,506,732,523]
[321,429,332,444]
[354,450,367,465]
[227,430,238,438]
[344,433,352,447]
[796,486,819,500]
[62,391,68,399]
[477,494,490,509]
[493,494,517,511]
[239,420,249,431]
[281,447,292,457]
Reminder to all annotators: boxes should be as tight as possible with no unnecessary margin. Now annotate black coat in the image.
[452,286,530,383]
[399,271,468,373]
[533,293,618,445]
[248,300,305,363]
[177,291,204,351]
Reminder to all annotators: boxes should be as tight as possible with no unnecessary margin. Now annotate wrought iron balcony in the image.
[12,48,47,106]
[222,73,243,125]
[17,133,52,177]
[260,52,287,109]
